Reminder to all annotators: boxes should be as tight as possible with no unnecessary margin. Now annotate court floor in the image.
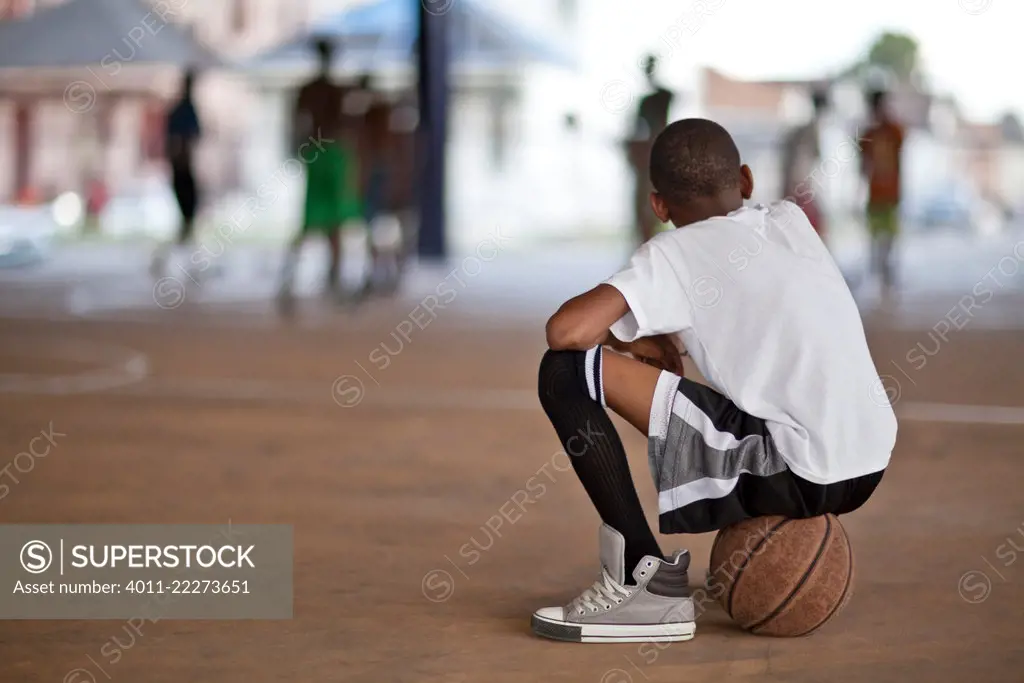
[1,241,1023,682]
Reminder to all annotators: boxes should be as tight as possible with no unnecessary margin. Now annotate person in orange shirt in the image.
[860,89,905,294]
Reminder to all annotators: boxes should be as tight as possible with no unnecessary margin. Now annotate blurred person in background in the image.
[278,38,362,310]
[84,173,108,234]
[781,88,829,240]
[356,74,402,297]
[626,55,674,246]
[386,89,421,285]
[151,68,203,277]
[860,89,905,297]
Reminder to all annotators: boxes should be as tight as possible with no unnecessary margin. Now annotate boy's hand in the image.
[606,334,685,376]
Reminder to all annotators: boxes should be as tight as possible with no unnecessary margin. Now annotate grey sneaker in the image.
[531,524,696,643]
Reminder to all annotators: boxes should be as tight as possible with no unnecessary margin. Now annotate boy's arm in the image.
[546,284,628,351]
[545,285,684,373]
[609,332,685,375]
[547,239,692,368]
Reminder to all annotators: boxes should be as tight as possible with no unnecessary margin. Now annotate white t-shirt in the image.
[605,200,896,485]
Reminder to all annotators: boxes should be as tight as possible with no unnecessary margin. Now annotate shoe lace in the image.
[569,568,633,615]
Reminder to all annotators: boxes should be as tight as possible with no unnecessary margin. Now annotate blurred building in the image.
[959,115,1024,216]
[0,0,311,210]
[241,0,577,250]
[696,67,1024,233]
[0,0,584,249]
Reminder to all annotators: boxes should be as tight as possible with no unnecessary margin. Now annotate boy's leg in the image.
[534,347,694,643]
[538,347,664,575]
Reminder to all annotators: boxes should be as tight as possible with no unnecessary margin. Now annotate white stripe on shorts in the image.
[658,472,747,512]
[647,375,786,516]
[670,390,745,452]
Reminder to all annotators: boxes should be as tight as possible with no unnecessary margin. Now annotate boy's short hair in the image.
[649,118,741,205]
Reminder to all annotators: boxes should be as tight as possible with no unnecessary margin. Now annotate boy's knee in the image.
[538,349,584,410]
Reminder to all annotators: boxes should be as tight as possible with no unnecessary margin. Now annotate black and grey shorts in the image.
[648,372,884,534]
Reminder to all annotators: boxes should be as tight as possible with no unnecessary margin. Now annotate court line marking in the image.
[894,402,1024,426]
[6,374,1024,426]
[0,338,150,395]
[0,334,1020,426]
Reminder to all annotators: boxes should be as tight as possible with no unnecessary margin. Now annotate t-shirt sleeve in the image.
[603,240,694,342]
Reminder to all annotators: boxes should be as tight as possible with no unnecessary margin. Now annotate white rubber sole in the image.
[531,614,696,643]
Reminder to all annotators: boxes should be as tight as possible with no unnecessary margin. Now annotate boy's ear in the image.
[650,192,671,224]
[740,165,754,200]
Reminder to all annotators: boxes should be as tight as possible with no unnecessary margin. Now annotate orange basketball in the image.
[708,514,854,637]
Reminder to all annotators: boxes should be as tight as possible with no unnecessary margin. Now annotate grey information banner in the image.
[1,524,292,619]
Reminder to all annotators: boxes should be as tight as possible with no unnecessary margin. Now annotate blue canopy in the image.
[246,0,573,72]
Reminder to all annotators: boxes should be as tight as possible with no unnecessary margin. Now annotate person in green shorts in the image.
[278,38,362,308]
[860,90,905,296]
[302,138,362,241]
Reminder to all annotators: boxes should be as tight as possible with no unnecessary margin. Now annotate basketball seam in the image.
[794,521,853,636]
[749,515,833,634]
[724,518,792,619]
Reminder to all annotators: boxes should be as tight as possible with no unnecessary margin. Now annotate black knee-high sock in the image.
[538,348,663,579]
